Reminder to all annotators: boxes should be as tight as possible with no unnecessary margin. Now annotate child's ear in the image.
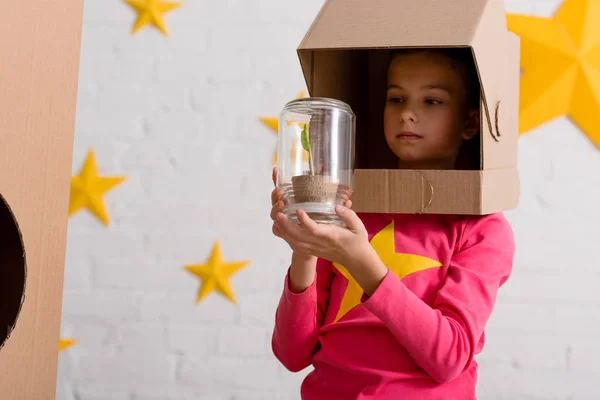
[461,108,480,140]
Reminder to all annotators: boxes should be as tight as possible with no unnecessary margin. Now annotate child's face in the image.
[383,51,479,170]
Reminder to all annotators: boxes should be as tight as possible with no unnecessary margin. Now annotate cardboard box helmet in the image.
[297,0,521,215]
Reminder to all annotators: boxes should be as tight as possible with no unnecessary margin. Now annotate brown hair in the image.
[388,47,482,170]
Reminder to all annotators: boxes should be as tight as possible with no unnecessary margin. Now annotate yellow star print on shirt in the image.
[125,0,182,36]
[260,90,310,165]
[332,220,442,323]
[184,241,250,304]
[69,149,126,226]
[507,0,600,148]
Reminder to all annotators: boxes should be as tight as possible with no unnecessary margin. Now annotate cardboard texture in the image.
[297,0,521,215]
[0,0,84,398]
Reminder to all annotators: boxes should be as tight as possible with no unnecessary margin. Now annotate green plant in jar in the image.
[300,123,315,175]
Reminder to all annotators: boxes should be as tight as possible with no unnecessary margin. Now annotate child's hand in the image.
[270,167,291,243]
[269,166,352,249]
[273,205,369,268]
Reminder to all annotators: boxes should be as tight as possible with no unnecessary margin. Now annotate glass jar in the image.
[276,97,355,226]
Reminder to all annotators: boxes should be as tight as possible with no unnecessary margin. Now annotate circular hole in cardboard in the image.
[0,194,26,350]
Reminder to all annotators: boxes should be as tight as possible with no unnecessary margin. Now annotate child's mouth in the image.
[396,131,423,140]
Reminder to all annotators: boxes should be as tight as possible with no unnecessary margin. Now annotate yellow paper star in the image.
[507,0,600,148]
[125,0,182,36]
[59,338,77,352]
[260,90,309,165]
[184,240,250,304]
[333,220,442,322]
[69,149,126,226]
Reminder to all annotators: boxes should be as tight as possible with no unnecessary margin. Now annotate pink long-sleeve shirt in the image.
[271,212,514,399]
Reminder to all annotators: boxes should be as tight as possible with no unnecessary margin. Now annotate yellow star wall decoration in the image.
[332,220,442,323]
[125,0,182,36]
[184,240,250,304]
[507,0,600,149]
[69,149,126,226]
[260,90,310,165]
[59,338,77,353]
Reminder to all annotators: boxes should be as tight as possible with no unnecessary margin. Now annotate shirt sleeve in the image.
[361,213,515,383]
[271,257,333,372]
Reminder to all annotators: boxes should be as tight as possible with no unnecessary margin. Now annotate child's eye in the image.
[425,98,443,105]
[387,97,404,103]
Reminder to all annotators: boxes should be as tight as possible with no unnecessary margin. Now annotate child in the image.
[269,47,514,399]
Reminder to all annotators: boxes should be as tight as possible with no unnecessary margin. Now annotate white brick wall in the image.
[56,0,600,398]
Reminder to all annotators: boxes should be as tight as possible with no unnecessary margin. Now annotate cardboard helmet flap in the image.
[296,0,520,215]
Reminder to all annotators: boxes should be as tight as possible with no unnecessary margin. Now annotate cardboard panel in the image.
[353,170,483,215]
[469,0,506,149]
[481,32,521,169]
[481,167,520,214]
[299,0,486,49]
[354,168,519,215]
[0,0,84,398]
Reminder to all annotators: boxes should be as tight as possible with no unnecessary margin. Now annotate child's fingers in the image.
[297,209,319,234]
[272,166,283,187]
[345,199,353,209]
[271,187,282,206]
[270,202,283,221]
[272,222,283,238]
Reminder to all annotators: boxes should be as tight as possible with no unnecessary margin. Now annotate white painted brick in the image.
[74,387,131,400]
[217,326,269,357]
[238,292,281,327]
[93,79,192,115]
[63,237,92,290]
[56,353,76,388]
[139,291,239,324]
[230,389,298,400]
[529,0,562,17]
[74,353,176,391]
[476,358,600,400]
[567,338,600,372]
[501,267,600,304]
[64,322,116,355]
[82,0,135,22]
[74,108,146,144]
[66,223,145,262]
[487,300,600,340]
[57,347,74,381]
[479,333,568,370]
[133,386,215,400]
[91,256,190,291]
[167,324,219,357]
[554,304,600,337]
[503,0,533,14]
[507,208,600,273]
[275,363,310,395]
[56,381,77,400]
[179,356,280,390]
[62,290,139,323]
[116,322,168,355]
[79,43,157,91]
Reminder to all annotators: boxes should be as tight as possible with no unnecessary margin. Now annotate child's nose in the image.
[399,107,417,123]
